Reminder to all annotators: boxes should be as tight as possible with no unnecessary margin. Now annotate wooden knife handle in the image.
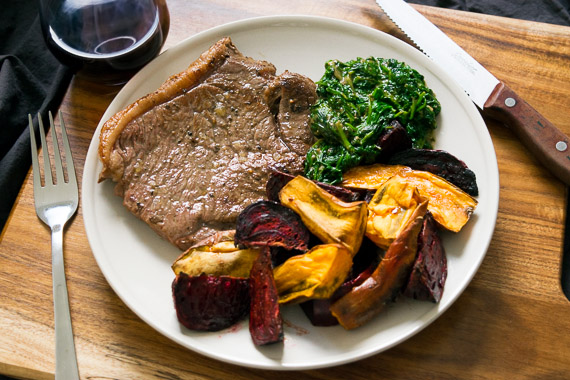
[483,81,570,186]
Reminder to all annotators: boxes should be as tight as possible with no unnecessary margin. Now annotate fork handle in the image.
[51,225,80,380]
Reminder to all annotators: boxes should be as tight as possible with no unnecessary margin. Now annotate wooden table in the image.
[2,1,569,379]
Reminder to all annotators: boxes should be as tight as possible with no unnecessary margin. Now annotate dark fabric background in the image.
[0,1,73,231]
[409,0,570,25]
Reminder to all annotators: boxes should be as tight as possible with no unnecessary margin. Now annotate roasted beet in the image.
[172,273,250,331]
[315,180,367,202]
[376,120,413,162]
[249,247,283,345]
[300,299,339,326]
[388,148,478,196]
[270,246,304,267]
[363,189,376,203]
[266,170,365,203]
[266,170,295,202]
[403,212,447,302]
[235,200,310,251]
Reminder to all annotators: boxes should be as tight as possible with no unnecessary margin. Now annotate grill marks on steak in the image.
[101,38,316,250]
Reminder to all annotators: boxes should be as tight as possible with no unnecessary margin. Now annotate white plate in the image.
[82,15,499,370]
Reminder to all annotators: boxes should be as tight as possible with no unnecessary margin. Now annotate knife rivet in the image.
[556,141,568,152]
[505,97,516,107]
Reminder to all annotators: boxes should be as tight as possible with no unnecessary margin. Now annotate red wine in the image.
[40,0,169,84]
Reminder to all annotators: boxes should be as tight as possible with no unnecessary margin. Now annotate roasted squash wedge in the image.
[172,231,259,278]
[330,201,428,329]
[273,244,353,304]
[397,170,476,232]
[366,177,427,250]
[341,164,476,232]
[341,164,411,189]
[279,176,367,255]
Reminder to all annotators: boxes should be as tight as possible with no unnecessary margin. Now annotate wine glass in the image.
[39,0,170,85]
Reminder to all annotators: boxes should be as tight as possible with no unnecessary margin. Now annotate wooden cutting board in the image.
[1,1,569,379]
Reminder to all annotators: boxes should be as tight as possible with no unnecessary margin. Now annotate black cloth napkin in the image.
[409,0,570,26]
[0,1,73,231]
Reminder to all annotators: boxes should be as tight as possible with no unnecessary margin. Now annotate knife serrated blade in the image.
[376,0,498,108]
[376,0,570,187]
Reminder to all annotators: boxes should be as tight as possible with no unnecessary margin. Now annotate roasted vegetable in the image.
[365,176,427,250]
[172,231,258,278]
[268,246,303,268]
[404,212,447,302]
[301,256,378,326]
[273,244,353,304]
[266,169,364,203]
[330,201,428,330]
[396,170,476,232]
[376,120,413,162]
[235,200,310,251]
[172,273,250,331]
[300,237,383,326]
[279,175,367,255]
[341,164,477,233]
[304,57,441,184]
[249,247,283,345]
[300,298,340,327]
[388,148,478,196]
[341,163,411,190]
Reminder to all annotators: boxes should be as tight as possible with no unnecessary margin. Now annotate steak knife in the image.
[375,0,570,187]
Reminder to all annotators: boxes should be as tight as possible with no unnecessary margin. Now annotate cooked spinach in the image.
[304,57,441,184]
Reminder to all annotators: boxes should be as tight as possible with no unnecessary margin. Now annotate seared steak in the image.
[98,38,316,250]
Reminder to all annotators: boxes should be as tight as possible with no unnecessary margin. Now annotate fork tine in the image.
[49,111,65,185]
[28,114,41,189]
[37,112,53,186]
[58,110,77,186]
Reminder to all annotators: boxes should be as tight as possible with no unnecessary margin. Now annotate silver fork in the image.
[29,111,80,380]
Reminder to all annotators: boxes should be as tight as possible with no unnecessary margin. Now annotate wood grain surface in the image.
[1,1,570,379]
